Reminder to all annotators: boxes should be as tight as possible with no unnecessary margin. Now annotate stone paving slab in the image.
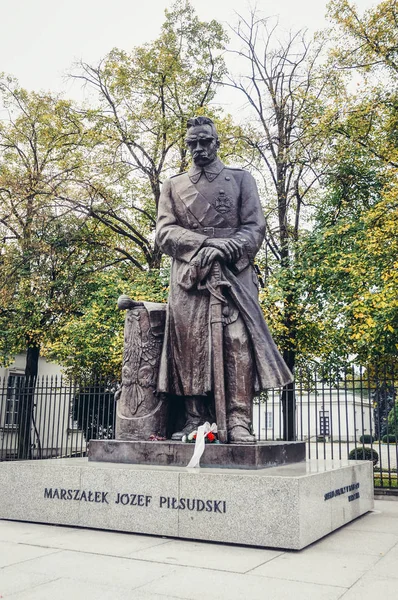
[137,567,346,600]
[12,526,170,557]
[0,540,60,568]
[14,548,177,588]
[127,538,282,572]
[340,572,398,600]
[0,563,58,598]
[248,549,379,587]
[0,520,81,543]
[303,526,398,556]
[346,510,398,534]
[1,577,182,600]
[369,542,398,580]
[0,499,397,599]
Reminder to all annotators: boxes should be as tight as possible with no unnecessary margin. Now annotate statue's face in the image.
[185,124,219,166]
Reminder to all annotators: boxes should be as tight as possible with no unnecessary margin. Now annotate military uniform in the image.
[156,157,292,433]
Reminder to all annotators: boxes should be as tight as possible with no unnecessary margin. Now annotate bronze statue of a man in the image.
[156,116,292,443]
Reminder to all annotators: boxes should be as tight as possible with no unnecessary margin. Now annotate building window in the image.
[266,412,273,429]
[5,374,24,427]
[319,410,330,436]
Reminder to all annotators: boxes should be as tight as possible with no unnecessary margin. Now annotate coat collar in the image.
[188,157,225,184]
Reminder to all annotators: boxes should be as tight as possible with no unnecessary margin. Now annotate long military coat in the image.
[155,158,293,397]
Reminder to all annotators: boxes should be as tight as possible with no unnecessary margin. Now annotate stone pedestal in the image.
[0,458,374,550]
[88,439,306,469]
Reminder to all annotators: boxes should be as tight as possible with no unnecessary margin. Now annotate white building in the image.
[253,389,374,443]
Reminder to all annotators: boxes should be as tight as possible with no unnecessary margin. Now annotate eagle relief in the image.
[116,296,168,440]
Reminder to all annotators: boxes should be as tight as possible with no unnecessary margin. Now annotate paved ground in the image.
[0,498,397,599]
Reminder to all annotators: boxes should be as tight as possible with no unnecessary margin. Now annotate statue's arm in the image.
[204,171,266,272]
[155,179,208,263]
[234,170,266,259]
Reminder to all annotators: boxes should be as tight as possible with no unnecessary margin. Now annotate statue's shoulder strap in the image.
[223,166,245,181]
[170,171,187,179]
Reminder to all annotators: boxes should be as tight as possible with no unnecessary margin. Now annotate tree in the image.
[291,0,398,371]
[325,0,398,172]
[293,142,397,367]
[46,269,169,380]
[0,78,91,371]
[70,0,235,271]
[0,78,111,457]
[226,13,331,438]
[328,0,398,76]
[387,401,398,438]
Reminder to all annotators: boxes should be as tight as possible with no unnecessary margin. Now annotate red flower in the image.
[207,432,216,442]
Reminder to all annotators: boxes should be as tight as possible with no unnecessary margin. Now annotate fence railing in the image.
[0,368,397,490]
[0,377,116,462]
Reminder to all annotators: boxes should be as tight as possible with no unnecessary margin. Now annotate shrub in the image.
[359,434,374,444]
[382,434,397,444]
[374,477,398,489]
[387,402,398,437]
[349,447,379,466]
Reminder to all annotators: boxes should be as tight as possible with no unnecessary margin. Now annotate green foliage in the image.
[327,0,398,77]
[359,435,375,444]
[382,434,397,444]
[348,446,379,465]
[373,381,396,441]
[0,78,105,371]
[70,0,243,271]
[46,268,169,380]
[1,0,398,382]
[278,0,398,370]
[374,477,398,488]
[294,175,398,367]
[387,402,398,437]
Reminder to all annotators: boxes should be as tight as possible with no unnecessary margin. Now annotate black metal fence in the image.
[0,376,116,462]
[1,368,397,490]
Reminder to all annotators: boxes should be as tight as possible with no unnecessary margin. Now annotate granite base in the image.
[0,458,374,550]
[88,439,306,469]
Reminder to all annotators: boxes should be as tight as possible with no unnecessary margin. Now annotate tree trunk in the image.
[281,275,296,441]
[25,345,40,380]
[281,347,296,441]
[149,241,163,270]
[278,226,296,441]
[17,345,40,459]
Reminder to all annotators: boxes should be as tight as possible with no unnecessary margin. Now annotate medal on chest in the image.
[214,189,231,214]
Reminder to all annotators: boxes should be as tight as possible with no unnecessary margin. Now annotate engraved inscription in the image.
[43,488,227,513]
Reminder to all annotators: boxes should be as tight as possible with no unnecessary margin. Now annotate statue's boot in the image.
[224,316,256,444]
[171,397,210,441]
[227,402,256,443]
[228,423,256,444]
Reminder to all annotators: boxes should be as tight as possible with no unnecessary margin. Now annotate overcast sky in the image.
[1,0,377,98]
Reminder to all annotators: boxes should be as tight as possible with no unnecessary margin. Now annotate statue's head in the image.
[185,116,220,166]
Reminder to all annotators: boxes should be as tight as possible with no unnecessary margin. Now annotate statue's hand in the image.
[204,238,243,263]
[197,247,225,268]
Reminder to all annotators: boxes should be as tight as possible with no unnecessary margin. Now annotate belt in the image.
[194,226,238,238]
